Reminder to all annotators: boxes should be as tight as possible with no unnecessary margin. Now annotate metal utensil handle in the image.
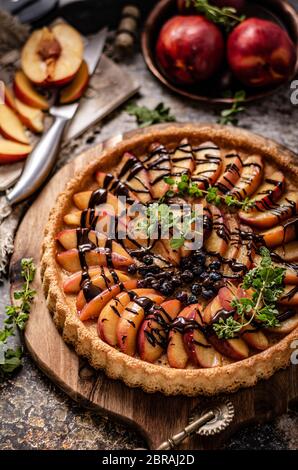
[6,115,68,206]
[157,410,215,450]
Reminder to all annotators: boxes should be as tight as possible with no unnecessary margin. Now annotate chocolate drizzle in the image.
[279,285,298,302]
[88,188,108,207]
[215,153,243,194]
[260,215,298,248]
[213,215,230,245]
[101,173,136,205]
[143,312,212,350]
[80,188,108,230]
[192,143,221,189]
[253,196,298,225]
[60,138,298,360]
[142,304,173,348]
[205,222,258,276]
[170,316,212,348]
[118,154,150,196]
[142,142,171,186]
[170,140,194,178]
[75,188,125,302]
[270,251,298,276]
[277,309,297,322]
[231,157,263,201]
[254,177,285,211]
[203,205,213,236]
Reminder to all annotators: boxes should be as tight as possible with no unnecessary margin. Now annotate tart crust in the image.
[41,124,298,396]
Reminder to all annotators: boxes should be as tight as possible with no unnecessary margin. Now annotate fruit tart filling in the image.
[55,139,298,369]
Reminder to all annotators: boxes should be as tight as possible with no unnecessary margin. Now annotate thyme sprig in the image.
[135,202,197,250]
[126,102,176,127]
[218,90,247,126]
[164,174,254,211]
[0,258,36,378]
[188,0,245,31]
[217,90,246,126]
[213,248,285,339]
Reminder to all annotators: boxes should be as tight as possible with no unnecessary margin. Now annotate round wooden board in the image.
[10,124,298,450]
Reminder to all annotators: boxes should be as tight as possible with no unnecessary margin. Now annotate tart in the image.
[41,124,298,396]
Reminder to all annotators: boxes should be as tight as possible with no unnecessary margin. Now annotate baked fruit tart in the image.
[41,125,298,396]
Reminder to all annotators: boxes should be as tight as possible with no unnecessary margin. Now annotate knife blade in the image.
[6,27,108,206]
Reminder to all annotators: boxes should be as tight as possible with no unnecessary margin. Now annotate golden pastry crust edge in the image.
[41,124,298,396]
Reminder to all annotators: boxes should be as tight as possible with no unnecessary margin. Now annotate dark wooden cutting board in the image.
[10,125,298,450]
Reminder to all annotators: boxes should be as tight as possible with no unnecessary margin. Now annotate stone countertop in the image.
[1,45,298,449]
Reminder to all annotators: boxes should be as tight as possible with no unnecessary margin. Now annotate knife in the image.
[6,27,108,206]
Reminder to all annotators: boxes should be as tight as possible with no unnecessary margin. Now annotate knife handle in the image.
[6,115,68,206]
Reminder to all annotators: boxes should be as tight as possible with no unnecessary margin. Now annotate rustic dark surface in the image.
[1,17,298,449]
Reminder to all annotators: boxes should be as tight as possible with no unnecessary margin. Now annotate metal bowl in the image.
[141,0,298,104]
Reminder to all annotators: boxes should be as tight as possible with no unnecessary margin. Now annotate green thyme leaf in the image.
[224,194,255,211]
[161,175,254,211]
[165,190,175,198]
[144,202,193,251]
[213,249,286,339]
[225,194,238,207]
[126,102,176,127]
[206,186,219,204]
[256,306,280,328]
[0,327,14,343]
[170,237,185,250]
[188,183,203,198]
[0,258,36,379]
[213,316,242,339]
[0,348,23,377]
[177,180,189,192]
[164,176,175,185]
[189,0,245,32]
[218,90,246,126]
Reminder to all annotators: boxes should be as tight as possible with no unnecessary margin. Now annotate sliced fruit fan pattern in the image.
[55,139,298,369]
[0,24,88,164]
